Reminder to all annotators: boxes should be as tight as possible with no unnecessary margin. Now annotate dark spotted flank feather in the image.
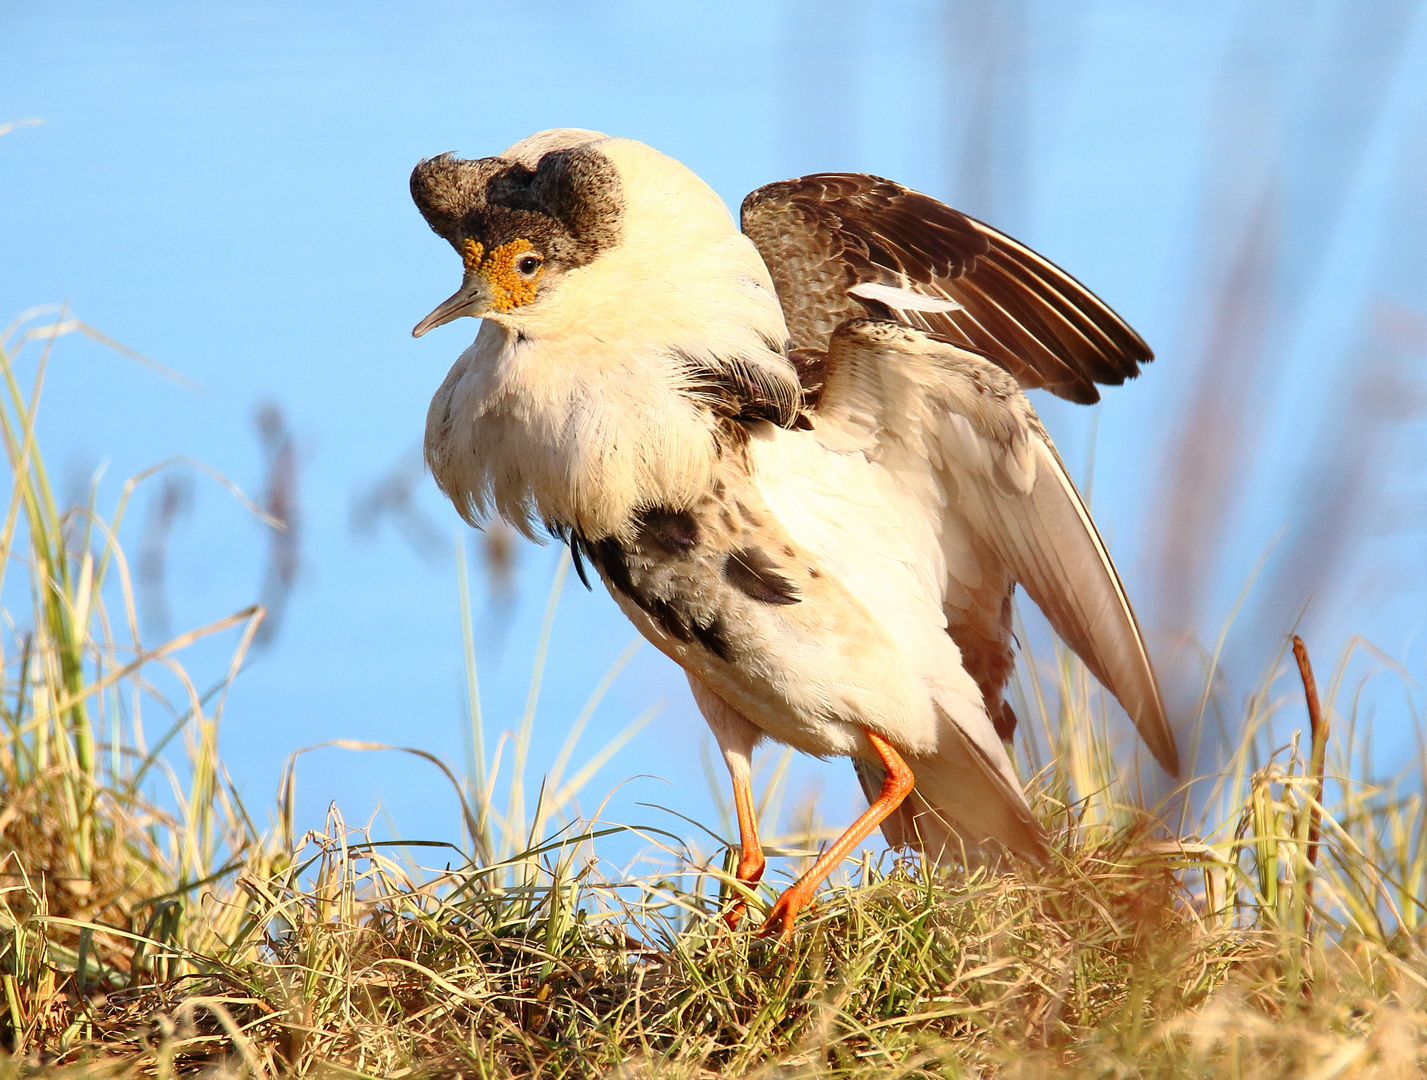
[741,173,1152,405]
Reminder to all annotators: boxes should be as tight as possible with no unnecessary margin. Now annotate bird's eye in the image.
[516,254,543,277]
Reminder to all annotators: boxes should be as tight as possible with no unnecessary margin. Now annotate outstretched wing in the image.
[742,173,1151,406]
[818,319,1179,776]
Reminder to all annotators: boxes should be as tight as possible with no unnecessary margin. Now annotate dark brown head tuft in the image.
[410,154,506,241]
[410,147,624,270]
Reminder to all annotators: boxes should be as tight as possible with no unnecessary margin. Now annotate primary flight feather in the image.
[411,129,1177,937]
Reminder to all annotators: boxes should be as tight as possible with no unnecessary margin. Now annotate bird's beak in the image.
[412,274,493,338]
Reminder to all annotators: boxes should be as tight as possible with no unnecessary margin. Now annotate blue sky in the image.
[4,1,1424,859]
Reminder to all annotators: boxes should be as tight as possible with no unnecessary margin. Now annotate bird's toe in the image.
[756,882,814,940]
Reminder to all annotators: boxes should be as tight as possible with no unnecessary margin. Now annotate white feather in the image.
[848,280,965,313]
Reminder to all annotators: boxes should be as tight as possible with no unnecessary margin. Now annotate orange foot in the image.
[756,880,816,941]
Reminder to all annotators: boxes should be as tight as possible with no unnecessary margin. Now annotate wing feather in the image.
[742,173,1152,405]
[820,319,1179,777]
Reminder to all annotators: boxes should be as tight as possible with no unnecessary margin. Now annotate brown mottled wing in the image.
[741,173,1152,405]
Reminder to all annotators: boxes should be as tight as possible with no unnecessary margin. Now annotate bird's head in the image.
[410,130,789,359]
[410,129,624,337]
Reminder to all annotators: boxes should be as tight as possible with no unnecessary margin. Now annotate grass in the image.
[2,314,1425,1079]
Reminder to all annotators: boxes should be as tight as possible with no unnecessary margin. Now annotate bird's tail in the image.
[854,707,1048,865]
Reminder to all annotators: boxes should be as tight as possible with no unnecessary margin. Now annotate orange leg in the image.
[724,769,766,928]
[758,729,915,940]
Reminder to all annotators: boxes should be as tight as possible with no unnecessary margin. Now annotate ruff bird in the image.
[411,129,1178,937]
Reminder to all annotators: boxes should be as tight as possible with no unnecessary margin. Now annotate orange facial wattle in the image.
[460,236,544,312]
[460,237,485,275]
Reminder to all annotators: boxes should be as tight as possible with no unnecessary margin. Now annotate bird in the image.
[410,128,1179,938]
